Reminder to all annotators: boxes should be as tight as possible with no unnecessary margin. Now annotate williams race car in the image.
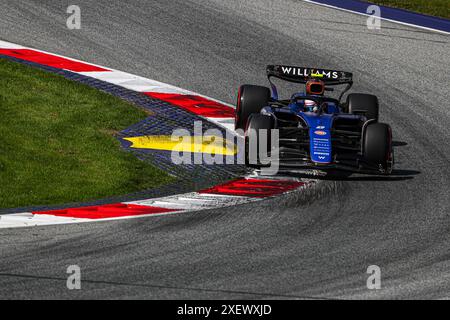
[235,65,394,174]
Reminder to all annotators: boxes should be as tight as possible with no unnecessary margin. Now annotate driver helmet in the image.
[304,99,319,113]
[294,99,319,113]
[300,79,325,112]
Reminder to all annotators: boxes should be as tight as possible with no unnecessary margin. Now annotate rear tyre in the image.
[245,114,274,168]
[235,85,271,130]
[347,93,379,122]
[362,122,393,174]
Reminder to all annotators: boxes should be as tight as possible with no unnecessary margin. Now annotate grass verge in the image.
[368,0,449,19]
[0,58,173,209]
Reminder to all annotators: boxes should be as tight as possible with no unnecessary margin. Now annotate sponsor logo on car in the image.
[314,130,327,136]
[311,72,324,78]
[281,66,339,79]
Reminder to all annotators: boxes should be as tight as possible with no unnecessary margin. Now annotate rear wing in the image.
[267,65,353,84]
[266,65,353,100]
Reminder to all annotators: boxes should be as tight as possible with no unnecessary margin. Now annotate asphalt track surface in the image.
[0,0,449,299]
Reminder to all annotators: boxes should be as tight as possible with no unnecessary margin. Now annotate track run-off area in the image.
[0,0,449,299]
[0,40,313,227]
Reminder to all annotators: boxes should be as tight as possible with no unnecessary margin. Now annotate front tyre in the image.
[362,122,393,174]
[235,85,271,130]
[245,114,274,168]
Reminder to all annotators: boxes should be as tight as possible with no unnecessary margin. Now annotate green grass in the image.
[0,58,173,209]
[368,0,450,19]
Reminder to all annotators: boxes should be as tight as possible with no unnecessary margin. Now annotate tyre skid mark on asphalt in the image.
[0,40,314,228]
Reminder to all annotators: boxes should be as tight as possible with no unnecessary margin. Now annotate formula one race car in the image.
[235,65,394,174]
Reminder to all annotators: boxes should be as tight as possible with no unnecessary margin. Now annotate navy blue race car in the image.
[235,65,394,174]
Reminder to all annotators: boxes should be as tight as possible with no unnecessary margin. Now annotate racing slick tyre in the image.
[244,114,274,168]
[362,122,393,174]
[347,93,379,122]
[235,85,271,130]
